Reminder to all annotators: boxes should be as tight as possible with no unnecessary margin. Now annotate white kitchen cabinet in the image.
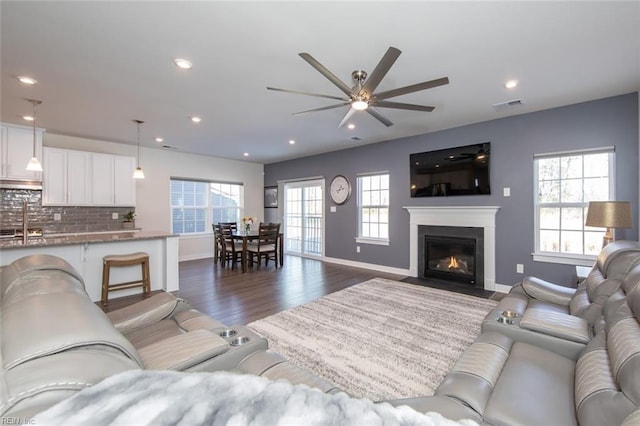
[43,147,92,205]
[43,148,135,206]
[113,155,136,206]
[91,153,136,206]
[0,122,44,180]
[91,153,114,205]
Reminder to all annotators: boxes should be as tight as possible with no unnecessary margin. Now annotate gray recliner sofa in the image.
[0,254,336,418]
[480,241,640,358]
[390,258,640,425]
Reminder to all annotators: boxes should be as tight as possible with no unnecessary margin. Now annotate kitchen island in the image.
[0,230,179,302]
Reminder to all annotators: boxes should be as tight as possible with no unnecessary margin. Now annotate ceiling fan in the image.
[267,47,449,127]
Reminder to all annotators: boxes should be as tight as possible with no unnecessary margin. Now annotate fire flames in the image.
[435,255,469,275]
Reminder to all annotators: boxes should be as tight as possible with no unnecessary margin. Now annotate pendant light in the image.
[132,119,145,179]
[25,99,43,172]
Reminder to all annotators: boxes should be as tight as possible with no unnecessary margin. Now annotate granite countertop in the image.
[0,230,178,249]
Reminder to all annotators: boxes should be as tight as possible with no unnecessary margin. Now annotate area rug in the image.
[247,278,497,401]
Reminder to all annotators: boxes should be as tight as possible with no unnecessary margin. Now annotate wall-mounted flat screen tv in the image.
[410,142,491,197]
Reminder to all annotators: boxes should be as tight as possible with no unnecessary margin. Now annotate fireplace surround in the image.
[404,206,500,291]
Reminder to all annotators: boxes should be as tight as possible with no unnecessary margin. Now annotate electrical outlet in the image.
[112,212,119,220]
[503,187,511,197]
[53,213,61,221]
[356,246,360,253]
[516,264,524,274]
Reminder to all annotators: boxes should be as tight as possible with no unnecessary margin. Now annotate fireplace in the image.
[424,236,476,284]
[418,225,484,289]
[405,206,499,291]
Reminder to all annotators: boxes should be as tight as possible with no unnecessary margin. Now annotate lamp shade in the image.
[585,201,633,228]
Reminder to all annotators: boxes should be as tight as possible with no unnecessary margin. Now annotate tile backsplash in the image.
[0,189,134,233]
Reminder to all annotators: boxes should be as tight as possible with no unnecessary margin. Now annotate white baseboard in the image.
[179,253,211,262]
[494,283,512,294]
[322,256,411,276]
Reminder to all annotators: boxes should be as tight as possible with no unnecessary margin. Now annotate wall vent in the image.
[350,136,362,141]
[162,145,179,150]
[492,99,523,112]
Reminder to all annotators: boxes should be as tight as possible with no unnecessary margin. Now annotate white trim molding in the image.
[403,206,501,291]
[323,256,411,276]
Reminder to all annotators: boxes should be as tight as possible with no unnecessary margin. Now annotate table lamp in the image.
[585,201,633,247]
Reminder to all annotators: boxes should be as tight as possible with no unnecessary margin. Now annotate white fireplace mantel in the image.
[403,206,501,290]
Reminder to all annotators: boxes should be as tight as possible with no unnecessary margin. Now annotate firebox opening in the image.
[424,235,476,285]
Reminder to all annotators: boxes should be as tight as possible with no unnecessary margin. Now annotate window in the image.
[534,148,614,264]
[357,173,390,245]
[171,179,243,235]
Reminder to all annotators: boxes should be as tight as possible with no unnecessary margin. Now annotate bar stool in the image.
[101,252,151,306]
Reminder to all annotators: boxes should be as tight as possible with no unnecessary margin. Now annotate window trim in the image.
[532,148,615,265]
[357,172,390,245]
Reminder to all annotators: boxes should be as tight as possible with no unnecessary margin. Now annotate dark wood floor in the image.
[104,255,405,325]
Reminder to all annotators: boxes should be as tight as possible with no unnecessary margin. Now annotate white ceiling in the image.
[1,1,639,164]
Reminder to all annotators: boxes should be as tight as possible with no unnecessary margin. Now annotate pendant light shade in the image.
[132,119,145,179]
[25,99,43,172]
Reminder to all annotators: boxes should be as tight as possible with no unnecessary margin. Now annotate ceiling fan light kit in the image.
[267,47,449,127]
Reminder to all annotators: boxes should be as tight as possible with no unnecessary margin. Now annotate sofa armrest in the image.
[137,329,230,371]
[385,395,482,423]
[107,292,179,334]
[521,276,576,306]
[519,309,591,343]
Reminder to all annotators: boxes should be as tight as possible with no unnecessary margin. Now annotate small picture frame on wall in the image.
[264,186,278,208]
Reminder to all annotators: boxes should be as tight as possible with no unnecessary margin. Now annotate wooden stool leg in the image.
[142,258,151,296]
[101,261,110,306]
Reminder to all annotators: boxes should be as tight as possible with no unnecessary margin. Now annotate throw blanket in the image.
[34,370,478,426]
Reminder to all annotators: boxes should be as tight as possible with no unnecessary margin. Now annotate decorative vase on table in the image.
[242,216,254,233]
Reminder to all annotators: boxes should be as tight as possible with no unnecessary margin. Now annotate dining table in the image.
[230,230,284,272]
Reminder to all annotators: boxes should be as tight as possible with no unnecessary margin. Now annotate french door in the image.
[284,179,324,257]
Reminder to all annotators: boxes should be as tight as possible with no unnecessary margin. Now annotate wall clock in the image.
[330,175,351,205]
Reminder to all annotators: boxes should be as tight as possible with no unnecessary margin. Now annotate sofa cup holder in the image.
[496,316,515,325]
[231,336,250,346]
[219,329,237,338]
[501,310,518,318]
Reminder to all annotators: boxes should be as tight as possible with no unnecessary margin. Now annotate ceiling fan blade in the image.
[338,107,356,128]
[366,107,394,127]
[292,102,350,116]
[299,52,354,97]
[374,77,450,101]
[360,47,401,97]
[267,87,348,101]
[374,100,435,112]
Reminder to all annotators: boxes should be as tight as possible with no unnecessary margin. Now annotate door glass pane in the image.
[285,182,323,257]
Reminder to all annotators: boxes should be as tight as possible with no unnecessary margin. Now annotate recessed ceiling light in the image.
[17,76,37,85]
[174,58,193,70]
[243,152,249,157]
[289,140,295,145]
[190,116,201,123]
[505,80,518,89]
[22,115,34,121]
[347,123,355,130]
[155,137,164,143]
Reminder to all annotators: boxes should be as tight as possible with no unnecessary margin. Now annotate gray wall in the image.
[265,93,639,287]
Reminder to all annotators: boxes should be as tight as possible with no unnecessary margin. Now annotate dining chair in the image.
[212,224,224,265]
[218,222,238,231]
[247,223,280,268]
[219,223,242,269]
